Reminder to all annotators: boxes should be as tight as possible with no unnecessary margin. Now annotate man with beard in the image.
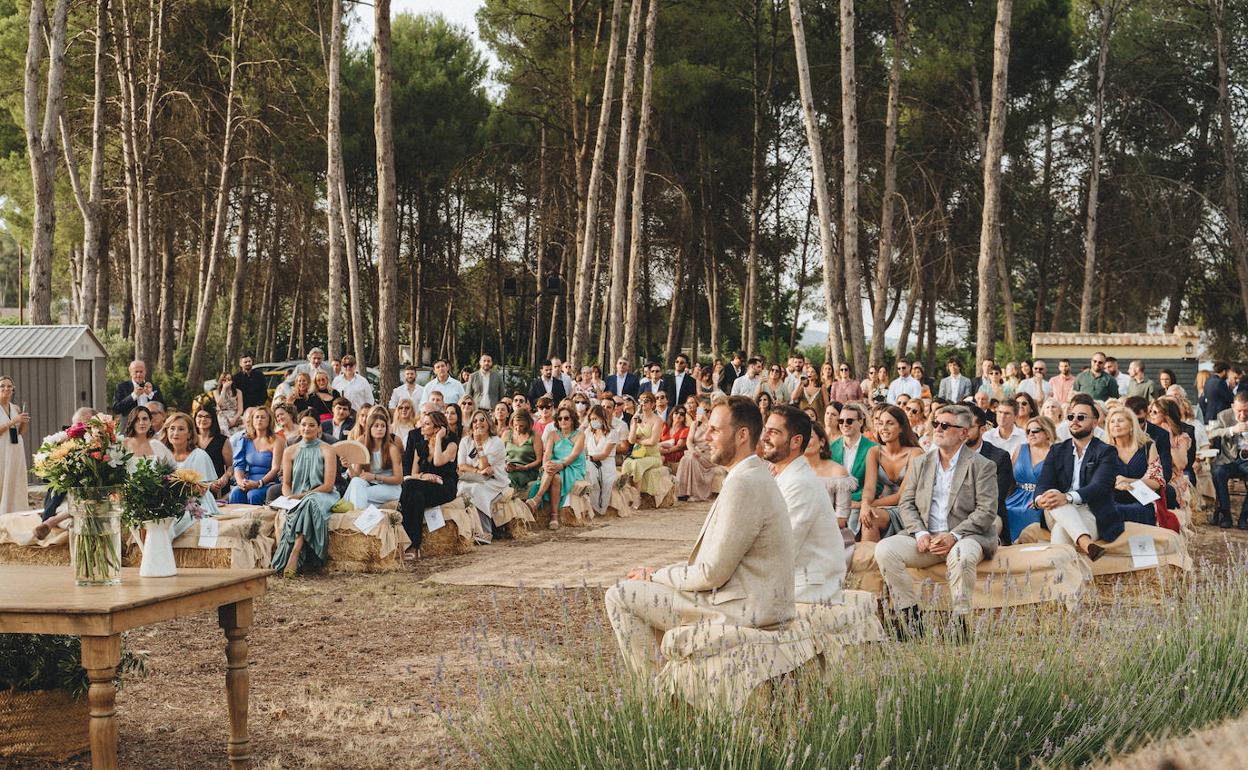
[604,396,795,676]
[760,405,846,605]
[1034,393,1120,561]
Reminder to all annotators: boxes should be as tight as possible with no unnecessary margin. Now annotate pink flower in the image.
[66,423,86,439]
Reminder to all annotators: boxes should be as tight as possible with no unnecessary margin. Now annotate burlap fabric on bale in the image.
[278,500,414,570]
[530,480,595,529]
[798,590,887,649]
[846,540,1092,611]
[607,483,640,518]
[0,689,89,761]
[1014,520,1191,603]
[125,504,276,569]
[417,497,477,557]
[637,466,676,509]
[489,488,535,539]
[0,511,71,565]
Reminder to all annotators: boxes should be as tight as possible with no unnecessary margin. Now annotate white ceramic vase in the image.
[135,517,177,578]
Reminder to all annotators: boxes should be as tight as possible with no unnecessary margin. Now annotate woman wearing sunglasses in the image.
[458,411,510,540]
[524,405,587,530]
[1004,416,1056,541]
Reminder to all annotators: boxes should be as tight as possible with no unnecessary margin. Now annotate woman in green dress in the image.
[524,404,586,530]
[271,410,340,577]
[503,408,544,490]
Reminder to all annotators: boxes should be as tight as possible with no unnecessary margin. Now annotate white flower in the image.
[43,431,68,445]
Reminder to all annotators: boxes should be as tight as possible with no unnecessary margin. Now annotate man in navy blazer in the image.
[604,357,640,399]
[1034,394,1122,560]
[663,353,697,407]
[112,359,164,418]
[1202,362,1234,423]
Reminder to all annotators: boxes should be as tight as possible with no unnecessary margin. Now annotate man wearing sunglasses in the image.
[886,360,922,405]
[829,403,877,505]
[1073,352,1119,401]
[874,405,1000,637]
[1033,394,1120,561]
[1016,359,1052,401]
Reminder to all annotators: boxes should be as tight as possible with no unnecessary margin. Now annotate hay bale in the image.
[607,484,640,518]
[1091,564,1187,606]
[0,543,68,566]
[327,529,403,573]
[638,466,676,509]
[421,519,473,557]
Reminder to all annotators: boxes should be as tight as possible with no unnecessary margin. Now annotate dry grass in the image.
[1089,710,1248,770]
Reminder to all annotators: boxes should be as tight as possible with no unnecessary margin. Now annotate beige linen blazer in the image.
[774,455,846,605]
[650,454,796,628]
[897,448,1001,558]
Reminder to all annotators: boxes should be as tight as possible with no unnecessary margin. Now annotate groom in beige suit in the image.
[875,404,1000,630]
[604,396,795,676]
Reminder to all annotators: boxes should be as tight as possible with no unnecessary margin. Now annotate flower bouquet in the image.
[32,415,131,585]
[122,461,209,577]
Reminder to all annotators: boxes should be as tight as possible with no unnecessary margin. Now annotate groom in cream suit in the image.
[605,396,795,676]
[875,404,999,629]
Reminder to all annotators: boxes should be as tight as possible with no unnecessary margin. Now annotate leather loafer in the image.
[1221,512,1234,529]
[1085,542,1106,562]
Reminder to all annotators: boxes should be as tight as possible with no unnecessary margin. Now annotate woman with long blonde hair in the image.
[229,405,284,504]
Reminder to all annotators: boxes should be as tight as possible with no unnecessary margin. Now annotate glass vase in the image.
[68,486,123,586]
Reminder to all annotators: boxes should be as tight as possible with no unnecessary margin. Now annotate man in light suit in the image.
[762,406,845,605]
[937,357,973,403]
[875,404,1000,634]
[1207,392,1248,529]
[605,396,795,676]
[466,354,504,409]
[605,357,640,399]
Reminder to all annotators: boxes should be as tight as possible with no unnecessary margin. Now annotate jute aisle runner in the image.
[424,501,710,589]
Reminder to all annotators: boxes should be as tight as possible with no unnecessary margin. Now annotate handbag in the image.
[1154,493,1181,533]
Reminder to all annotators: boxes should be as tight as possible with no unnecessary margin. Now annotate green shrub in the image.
[0,634,145,698]
[455,563,1248,770]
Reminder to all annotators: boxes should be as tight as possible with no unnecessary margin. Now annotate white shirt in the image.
[559,373,575,398]
[1114,372,1132,395]
[924,446,963,536]
[388,382,423,410]
[333,373,375,413]
[131,381,151,407]
[612,374,629,396]
[423,376,464,405]
[731,373,762,397]
[1017,377,1052,400]
[1067,440,1089,504]
[983,425,1025,456]
[886,376,922,404]
[673,371,687,397]
[643,378,664,396]
[774,455,846,605]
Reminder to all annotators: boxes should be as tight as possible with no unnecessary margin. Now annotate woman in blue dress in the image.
[229,406,284,504]
[1004,416,1057,542]
[525,404,586,530]
[1107,406,1162,526]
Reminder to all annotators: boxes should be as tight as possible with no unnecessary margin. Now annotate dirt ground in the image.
[8,501,1248,770]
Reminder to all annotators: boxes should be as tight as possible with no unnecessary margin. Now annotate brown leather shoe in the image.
[1085,542,1106,562]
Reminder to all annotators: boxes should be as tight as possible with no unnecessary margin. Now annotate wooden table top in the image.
[0,566,271,636]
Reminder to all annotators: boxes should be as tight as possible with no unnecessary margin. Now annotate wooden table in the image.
[0,566,270,769]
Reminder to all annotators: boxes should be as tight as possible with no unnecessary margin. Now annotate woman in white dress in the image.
[123,406,174,472]
[583,405,619,515]
[0,376,30,514]
[343,409,403,510]
[162,412,220,538]
[392,398,418,448]
[456,411,509,538]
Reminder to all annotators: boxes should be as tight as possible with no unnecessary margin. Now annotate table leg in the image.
[218,599,253,768]
[81,634,121,770]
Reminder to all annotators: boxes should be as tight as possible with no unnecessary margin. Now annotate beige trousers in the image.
[874,534,985,614]
[604,580,727,677]
[1044,503,1098,545]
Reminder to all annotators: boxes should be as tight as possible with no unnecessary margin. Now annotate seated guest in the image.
[532,396,555,440]
[444,403,464,445]
[763,406,846,605]
[823,401,841,441]
[805,420,856,567]
[966,406,1016,543]
[756,391,774,417]
[35,408,96,535]
[621,392,664,486]
[214,372,244,434]
[503,408,544,491]
[1105,406,1162,527]
[147,401,167,441]
[604,397,794,677]
[1016,359,1051,401]
[290,373,320,417]
[653,390,672,423]
[829,402,877,509]
[659,406,690,465]
[1013,392,1038,423]
[524,404,587,530]
[229,406,284,504]
[1033,394,1120,561]
[123,406,174,472]
[392,399,418,447]
[875,405,1000,634]
[527,360,567,405]
[343,409,403,511]
[676,397,719,502]
[1148,397,1192,506]
[163,412,222,537]
[983,400,1024,456]
[1003,416,1056,542]
[491,402,512,436]
[457,411,510,537]
[458,395,478,428]
[272,403,301,447]
[310,371,339,418]
[193,407,233,499]
[902,398,930,448]
[271,410,340,576]
[584,405,620,516]
[399,411,459,559]
[320,398,355,444]
[857,405,923,543]
[1207,391,1248,529]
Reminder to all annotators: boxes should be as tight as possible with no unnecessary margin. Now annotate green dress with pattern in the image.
[271,439,340,574]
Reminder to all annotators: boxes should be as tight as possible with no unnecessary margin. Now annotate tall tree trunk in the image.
[607,0,643,365]
[742,0,764,357]
[974,0,1013,364]
[325,0,345,360]
[839,0,868,377]
[1079,0,1117,333]
[186,0,245,392]
[374,0,399,395]
[869,0,905,365]
[789,183,815,354]
[1034,87,1055,332]
[157,221,175,370]
[93,215,111,329]
[570,0,623,365]
[663,249,685,365]
[789,0,843,366]
[24,0,70,324]
[1211,0,1248,332]
[622,0,658,364]
[223,163,252,367]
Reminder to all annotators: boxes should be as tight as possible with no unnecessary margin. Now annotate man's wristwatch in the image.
[1064,492,1074,504]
